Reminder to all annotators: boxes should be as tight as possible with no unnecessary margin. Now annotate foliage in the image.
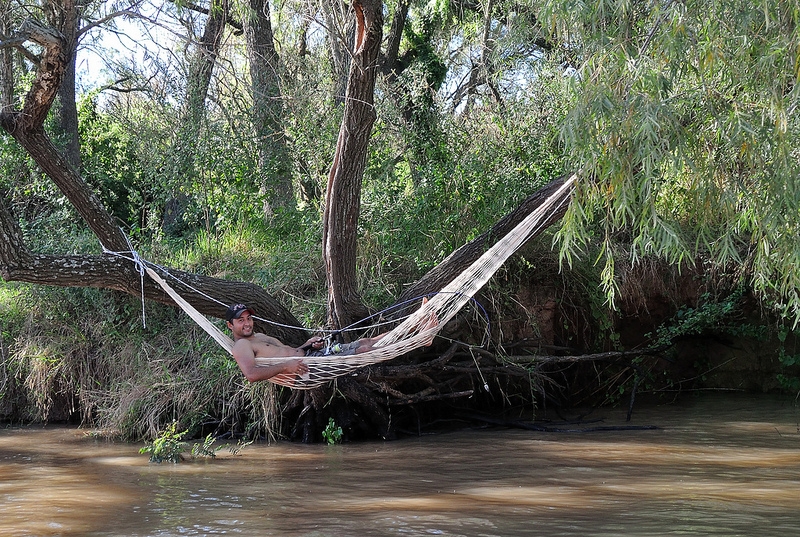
[3,0,798,440]
[538,0,800,324]
[360,89,567,288]
[600,287,771,405]
[648,288,762,348]
[78,94,147,229]
[139,421,188,463]
[322,417,343,445]
[0,135,85,245]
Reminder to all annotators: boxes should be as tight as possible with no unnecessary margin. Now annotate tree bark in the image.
[0,0,15,110]
[51,0,81,170]
[182,0,227,136]
[322,0,382,333]
[244,0,294,214]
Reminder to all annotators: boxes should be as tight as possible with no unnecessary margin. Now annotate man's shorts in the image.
[305,340,360,357]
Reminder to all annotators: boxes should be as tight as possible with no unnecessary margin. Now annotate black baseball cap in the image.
[225,303,255,322]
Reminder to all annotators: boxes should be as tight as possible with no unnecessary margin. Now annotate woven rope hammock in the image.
[146,175,575,389]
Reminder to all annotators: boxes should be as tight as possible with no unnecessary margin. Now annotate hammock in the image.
[146,175,575,389]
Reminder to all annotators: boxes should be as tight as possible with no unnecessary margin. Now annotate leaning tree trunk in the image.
[322,0,382,332]
[287,175,573,442]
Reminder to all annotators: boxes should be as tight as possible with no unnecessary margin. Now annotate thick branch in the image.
[0,248,308,344]
[386,389,473,406]
[0,19,66,131]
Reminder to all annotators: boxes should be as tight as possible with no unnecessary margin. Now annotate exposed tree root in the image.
[280,340,670,442]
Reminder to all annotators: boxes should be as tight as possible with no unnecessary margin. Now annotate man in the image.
[225,301,435,383]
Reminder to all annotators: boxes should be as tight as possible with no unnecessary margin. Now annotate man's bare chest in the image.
[249,334,296,358]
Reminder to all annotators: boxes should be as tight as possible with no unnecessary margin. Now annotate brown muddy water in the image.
[2,394,800,537]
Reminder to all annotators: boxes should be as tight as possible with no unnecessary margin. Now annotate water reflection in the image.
[1,394,799,536]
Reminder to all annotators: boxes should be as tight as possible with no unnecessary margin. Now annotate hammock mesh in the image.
[147,175,575,389]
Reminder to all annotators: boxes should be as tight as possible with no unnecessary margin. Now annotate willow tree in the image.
[536,0,800,325]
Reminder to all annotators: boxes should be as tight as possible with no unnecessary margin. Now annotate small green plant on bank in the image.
[228,438,254,456]
[140,422,233,463]
[190,433,225,459]
[139,421,188,463]
[322,417,343,445]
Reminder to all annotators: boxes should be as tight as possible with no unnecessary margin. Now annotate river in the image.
[1,394,799,536]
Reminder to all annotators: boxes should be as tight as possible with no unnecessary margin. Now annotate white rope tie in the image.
[102,237,149,329]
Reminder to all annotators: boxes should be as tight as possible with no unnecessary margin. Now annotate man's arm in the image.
[232,339,309,383]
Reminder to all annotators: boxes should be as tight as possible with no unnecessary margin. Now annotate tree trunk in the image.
[182,0,226,136]
[322,0,382,333]
[244,0,294,215]
[0,1,15,109]
[51,0,80,170]
[379,0,410,84]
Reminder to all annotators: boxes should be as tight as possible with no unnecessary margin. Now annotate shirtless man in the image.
[225,303,394,383]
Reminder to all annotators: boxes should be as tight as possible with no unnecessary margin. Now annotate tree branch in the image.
[4,19,67,131]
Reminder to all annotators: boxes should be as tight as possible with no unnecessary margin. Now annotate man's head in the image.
[225,303,255,323]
